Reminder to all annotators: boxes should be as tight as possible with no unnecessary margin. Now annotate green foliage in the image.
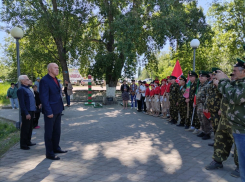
[79,0,210,87]
[1,0,92,82]
[0,82,11,105]
[0,119,19,157]
[0,121,17,139]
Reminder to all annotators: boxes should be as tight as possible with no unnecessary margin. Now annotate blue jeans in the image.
[233,133,245,182]
[65,93,70,106]
[131,95,137,107]
[10,98,19,109]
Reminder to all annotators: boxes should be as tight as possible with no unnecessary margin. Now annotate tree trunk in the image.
[106,78,118,97]
[55,38,70,83]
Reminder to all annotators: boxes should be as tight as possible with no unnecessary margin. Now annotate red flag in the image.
[203,112,211,120]
[171,60,183,83]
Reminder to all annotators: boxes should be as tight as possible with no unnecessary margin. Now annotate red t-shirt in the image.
[154,86,160,95]
[150,88,155,96]
[166,83,171,93]
[145,88,151,96]
[53,77,59,86]
[160,85,167,95]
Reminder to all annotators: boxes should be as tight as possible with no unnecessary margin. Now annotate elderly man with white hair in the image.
[17,75,36,150]
[39,63,66,160]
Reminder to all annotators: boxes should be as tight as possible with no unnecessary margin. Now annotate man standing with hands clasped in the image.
[17,75,36,150]
[39,63,67,160]
[214,58,245,182]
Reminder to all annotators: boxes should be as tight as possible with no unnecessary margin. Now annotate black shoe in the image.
[197,132,205,137]
[54,150,68,153]
[138,110,142,112]
[28,142,36,146]
[208,143,214,147]
[171,120,177,124]
[176,124,185,127]
[167,116,170,118]
[184,126,189,129]
[202,134,211,140]
[46,156,60,160]
[61,114,64,116]
[20,146,30,150]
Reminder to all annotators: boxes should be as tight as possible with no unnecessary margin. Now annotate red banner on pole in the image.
[171,60,183,83]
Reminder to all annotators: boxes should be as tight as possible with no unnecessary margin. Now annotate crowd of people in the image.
[121,62,245,181]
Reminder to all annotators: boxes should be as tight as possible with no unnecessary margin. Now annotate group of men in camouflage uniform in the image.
[166,68,241,178]
[133,57,245,180]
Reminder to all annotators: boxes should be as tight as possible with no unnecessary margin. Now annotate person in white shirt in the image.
[140,81,146,113]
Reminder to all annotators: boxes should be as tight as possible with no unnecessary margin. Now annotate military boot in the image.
[197,132,205,137]
[205,161,223,170]
[202,134,211,140]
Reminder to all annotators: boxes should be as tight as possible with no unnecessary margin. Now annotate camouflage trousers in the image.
[170,100,178,121]
[185,102,200,129]
[213,119,239,166]
[197,104,212,134]
[210,112,220,133]
[179,103,187,125]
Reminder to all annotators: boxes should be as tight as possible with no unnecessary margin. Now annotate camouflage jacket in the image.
[218,96,231,130]
[196,81,209,105]
[218,78,245,134]
[189,81,198,103]
[204,81,222,113]
[178,85,186,105]
[169,82,179,103]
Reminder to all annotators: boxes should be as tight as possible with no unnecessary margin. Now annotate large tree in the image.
[79,0,211,97]
[1,0,91,82]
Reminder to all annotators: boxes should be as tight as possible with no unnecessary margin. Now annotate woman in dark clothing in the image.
[120,80,130,109]
[32,85,41,129]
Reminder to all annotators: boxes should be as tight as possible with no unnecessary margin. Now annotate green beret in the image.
[199,71,210,77]
[234,58,245,69]
[212,67,221,74]
[179,75,187,82]
[188,71,198,77]
[170,75,177,80]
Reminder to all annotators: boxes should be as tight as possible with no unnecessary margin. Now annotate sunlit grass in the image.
[0,82,11,105]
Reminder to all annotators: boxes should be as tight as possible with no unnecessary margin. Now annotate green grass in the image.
[0,119,19,157]
[0,82,11,105]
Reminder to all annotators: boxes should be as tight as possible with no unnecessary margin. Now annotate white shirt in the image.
[140,85,146,97]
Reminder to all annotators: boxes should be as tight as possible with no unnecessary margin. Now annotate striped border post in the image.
[88,75,92,104]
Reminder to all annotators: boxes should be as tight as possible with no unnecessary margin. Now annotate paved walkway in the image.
[0,103,240,182]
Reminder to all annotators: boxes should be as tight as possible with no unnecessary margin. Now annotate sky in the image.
[0,0,216,59]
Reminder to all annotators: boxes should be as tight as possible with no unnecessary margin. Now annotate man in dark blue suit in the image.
[39,63,67,160]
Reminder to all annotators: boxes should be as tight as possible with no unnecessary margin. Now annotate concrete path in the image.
[0,103,240,182]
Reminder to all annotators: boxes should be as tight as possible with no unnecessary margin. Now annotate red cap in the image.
[161,79,167,82]
[167,76,170,79]
[145,84,149,87]
[155,80,159,84]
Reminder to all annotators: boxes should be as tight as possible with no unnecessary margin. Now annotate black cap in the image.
[179,75,187,82]
[199,71,210,77]
[169,76,177,80]
[188,71,198,78]
[142,81,146,84]
[234,58,245,69]
[131,80,135,82]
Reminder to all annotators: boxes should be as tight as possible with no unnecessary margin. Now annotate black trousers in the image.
[20,111,34,148]
[33,112,40,128]
[44,113,62,157]
[141,96,146,112]
[137,99,142,111]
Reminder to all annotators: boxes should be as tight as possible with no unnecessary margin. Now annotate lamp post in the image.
[10,27,24,128]
[190,39,200,71]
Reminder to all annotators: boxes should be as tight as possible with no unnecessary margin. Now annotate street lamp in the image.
[190,39,200,71]
[10,27,24,128]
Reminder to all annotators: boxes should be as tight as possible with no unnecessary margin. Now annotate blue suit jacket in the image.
[39,74,64,115]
